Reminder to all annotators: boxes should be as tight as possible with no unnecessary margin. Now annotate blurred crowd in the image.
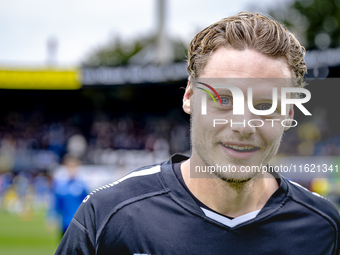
[0,107,338,174]
[0,109,190,222]
[279,107,340,157]
[1,106,340,220]
[0,110,190,174]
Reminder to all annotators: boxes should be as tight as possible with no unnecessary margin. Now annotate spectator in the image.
[51,154,88,237]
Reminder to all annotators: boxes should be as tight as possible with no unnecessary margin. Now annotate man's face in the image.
[183,47,294,182]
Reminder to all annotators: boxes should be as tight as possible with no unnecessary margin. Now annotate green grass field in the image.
[0,211,59,255]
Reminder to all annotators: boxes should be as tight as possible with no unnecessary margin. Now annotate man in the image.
[51,154,88,237]
[55,12,340,254]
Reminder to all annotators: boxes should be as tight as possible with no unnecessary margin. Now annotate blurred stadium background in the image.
[1,0,340,254]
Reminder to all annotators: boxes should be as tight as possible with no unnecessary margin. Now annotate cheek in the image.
[259,123,285,145]
[258,125,284,164]
[198,115,229,138]
[191,114,214,138]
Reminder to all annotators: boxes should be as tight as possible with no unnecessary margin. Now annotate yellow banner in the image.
[0,69,82,90]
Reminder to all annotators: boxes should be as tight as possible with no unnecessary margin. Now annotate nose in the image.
[230,107,256,137]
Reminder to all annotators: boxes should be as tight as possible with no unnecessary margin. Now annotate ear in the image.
[183,77,192,114]
[284,105,294,131]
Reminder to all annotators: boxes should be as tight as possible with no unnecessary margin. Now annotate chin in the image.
[213,170,260,184]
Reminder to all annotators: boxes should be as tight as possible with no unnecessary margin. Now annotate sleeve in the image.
[55,193,97,255]
[336,211,340,255]
[55,218,95,255]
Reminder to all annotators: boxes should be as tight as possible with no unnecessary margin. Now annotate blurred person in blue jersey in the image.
[51,154,88,237]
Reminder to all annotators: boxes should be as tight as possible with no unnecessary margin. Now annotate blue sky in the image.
[0,0,286,67]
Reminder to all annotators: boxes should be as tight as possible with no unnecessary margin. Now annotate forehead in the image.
[200,47,292,80]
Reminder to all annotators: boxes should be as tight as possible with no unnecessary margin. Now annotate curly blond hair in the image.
[187,11,306,87]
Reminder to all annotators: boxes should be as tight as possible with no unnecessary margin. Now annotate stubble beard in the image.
[190,114,268,184]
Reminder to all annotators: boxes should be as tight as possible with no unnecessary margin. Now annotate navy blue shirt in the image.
[55,154,340,255]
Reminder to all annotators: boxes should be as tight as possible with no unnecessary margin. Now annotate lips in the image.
[221,143,260,152]
[219,142,260,159]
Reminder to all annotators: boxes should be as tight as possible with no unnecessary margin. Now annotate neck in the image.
[181,159,279,218]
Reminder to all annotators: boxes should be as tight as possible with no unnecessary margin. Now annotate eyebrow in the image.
[197,82,223,106]
[214,88,233,94]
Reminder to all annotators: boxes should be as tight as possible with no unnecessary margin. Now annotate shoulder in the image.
[285,178,340,226]
[71,162,170,240]
[82,163,167,206]
[55,161,174,253]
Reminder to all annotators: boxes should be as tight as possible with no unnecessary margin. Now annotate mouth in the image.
[220,143,260,152]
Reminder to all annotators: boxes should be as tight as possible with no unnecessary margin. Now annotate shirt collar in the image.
[160,154,289,222]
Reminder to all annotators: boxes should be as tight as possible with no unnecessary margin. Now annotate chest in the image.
[96,203,335,255]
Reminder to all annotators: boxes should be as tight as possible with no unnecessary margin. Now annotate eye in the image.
[256,104,271,110]
[221,97,231,105]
